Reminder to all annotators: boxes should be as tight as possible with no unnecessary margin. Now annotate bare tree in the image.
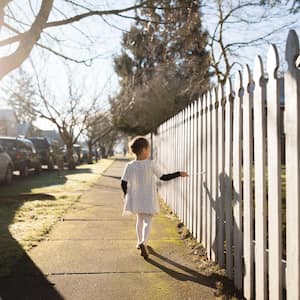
[0,1,150,80]
[204,0,299,84]
[5,66,100,169]
[84,110,120,159]
[4,68,37,123]
[84,111,115,163]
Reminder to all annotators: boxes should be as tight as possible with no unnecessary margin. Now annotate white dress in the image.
[121,159,163,216]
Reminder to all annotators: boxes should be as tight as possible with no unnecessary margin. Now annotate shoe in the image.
[136,243,141,250]
[139,243,149,259]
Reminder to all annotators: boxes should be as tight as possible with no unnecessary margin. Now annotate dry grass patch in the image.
[0,159,114,277]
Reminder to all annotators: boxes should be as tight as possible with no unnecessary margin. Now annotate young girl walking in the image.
[121,136,188,259]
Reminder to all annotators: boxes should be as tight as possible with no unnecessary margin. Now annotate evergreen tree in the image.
[111,0,211,135]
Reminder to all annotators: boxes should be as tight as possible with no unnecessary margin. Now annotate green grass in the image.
[0,159,114,277]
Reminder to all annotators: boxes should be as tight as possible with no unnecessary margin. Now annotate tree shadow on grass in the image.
[1,168,93,196]
[0,194,64,299]
[0,168,94,299]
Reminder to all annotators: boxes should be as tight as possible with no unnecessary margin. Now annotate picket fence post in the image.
[285,29,300,300]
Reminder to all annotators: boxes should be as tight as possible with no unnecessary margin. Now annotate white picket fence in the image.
[149,30,300,299]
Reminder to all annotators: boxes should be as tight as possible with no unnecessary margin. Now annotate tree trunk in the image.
[100,145,107,158]
[66,143,76,170]
[87,140,93,164]
[107,140,115,157]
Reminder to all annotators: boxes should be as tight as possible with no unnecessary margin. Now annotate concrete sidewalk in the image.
[0,160,221,300]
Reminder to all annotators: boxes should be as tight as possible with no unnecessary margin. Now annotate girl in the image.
[121,136,188,259]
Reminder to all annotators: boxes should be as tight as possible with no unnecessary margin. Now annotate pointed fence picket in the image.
[197,96,203,243]
[217,86,225,268]
[148,30,300,299]
[285,30,300,300]
[233,70,243,290]
[211,88,218,262]
[202,94,208,249]
[242,64,254,300]
[267,44,282,300]
[224,79,233,279]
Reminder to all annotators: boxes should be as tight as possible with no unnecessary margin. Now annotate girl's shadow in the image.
[146,246,237,295]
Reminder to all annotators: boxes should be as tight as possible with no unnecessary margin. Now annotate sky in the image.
[0,0,135,129]
[0,1,299,130]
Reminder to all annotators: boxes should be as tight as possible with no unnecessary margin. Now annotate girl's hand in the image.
[180,171,188,177]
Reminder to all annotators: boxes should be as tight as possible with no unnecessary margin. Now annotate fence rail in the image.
[149,30,300,299]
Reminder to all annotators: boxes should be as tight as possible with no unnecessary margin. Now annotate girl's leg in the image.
[142,214,153,246]
[136,213,143,246]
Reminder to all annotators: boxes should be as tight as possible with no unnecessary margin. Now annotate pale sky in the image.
[0,1,299,130]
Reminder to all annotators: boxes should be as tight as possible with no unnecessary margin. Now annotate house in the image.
[34,129,63,146]
[0,109,18,136]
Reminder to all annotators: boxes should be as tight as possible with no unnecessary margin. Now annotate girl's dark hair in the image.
[129,136,149,155]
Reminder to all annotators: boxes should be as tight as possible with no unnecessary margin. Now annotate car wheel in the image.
[5,165,13,184]
[48,160,54,170]
[20,164,29,177]
[35,163,42,173]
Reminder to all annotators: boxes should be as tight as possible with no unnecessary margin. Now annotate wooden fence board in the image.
[267,44,282,300]
[202,94,208,248]
[217,85,225,268]
[197,97,203,242]
[233,71,243,290]
[242,64,254,299]
[285,30,300,300]
[253,55,267,300]
[190,103,194,233]
[224,79,233,279]
[211,87,218,262]
[193,101,198,236]
[207,92,212,258]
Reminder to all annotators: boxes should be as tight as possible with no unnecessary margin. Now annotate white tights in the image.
[136,213,153,246]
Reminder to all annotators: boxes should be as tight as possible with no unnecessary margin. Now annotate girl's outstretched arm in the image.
[121,180,127,195]
[160,171,188,181]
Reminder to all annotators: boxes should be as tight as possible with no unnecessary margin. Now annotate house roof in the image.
[0,109,17,121]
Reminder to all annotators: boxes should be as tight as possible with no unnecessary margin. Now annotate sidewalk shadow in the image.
[102,174,122,180]
[0,194,64,299]
[0,169,94,299]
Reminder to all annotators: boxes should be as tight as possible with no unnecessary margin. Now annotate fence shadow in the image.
[202,172,244,297]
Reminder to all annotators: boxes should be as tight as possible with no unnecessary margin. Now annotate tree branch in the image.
[44,1,148,28]
[0,0,54,80]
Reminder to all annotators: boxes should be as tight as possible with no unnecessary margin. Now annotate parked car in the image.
[62,146,79,166]
[81,148,98,163]
[73,144,82,164]
[27,137,55,170]
[81,148,89,163]
[0,136,42,176]
[0,145,13,184]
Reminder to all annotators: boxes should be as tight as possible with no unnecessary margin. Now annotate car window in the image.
[25,141,33,152]
[17,140,27,151]
[29,139,49,149]
[31,144,37,153]
[0,139,16,150]
[27,140,37,153]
